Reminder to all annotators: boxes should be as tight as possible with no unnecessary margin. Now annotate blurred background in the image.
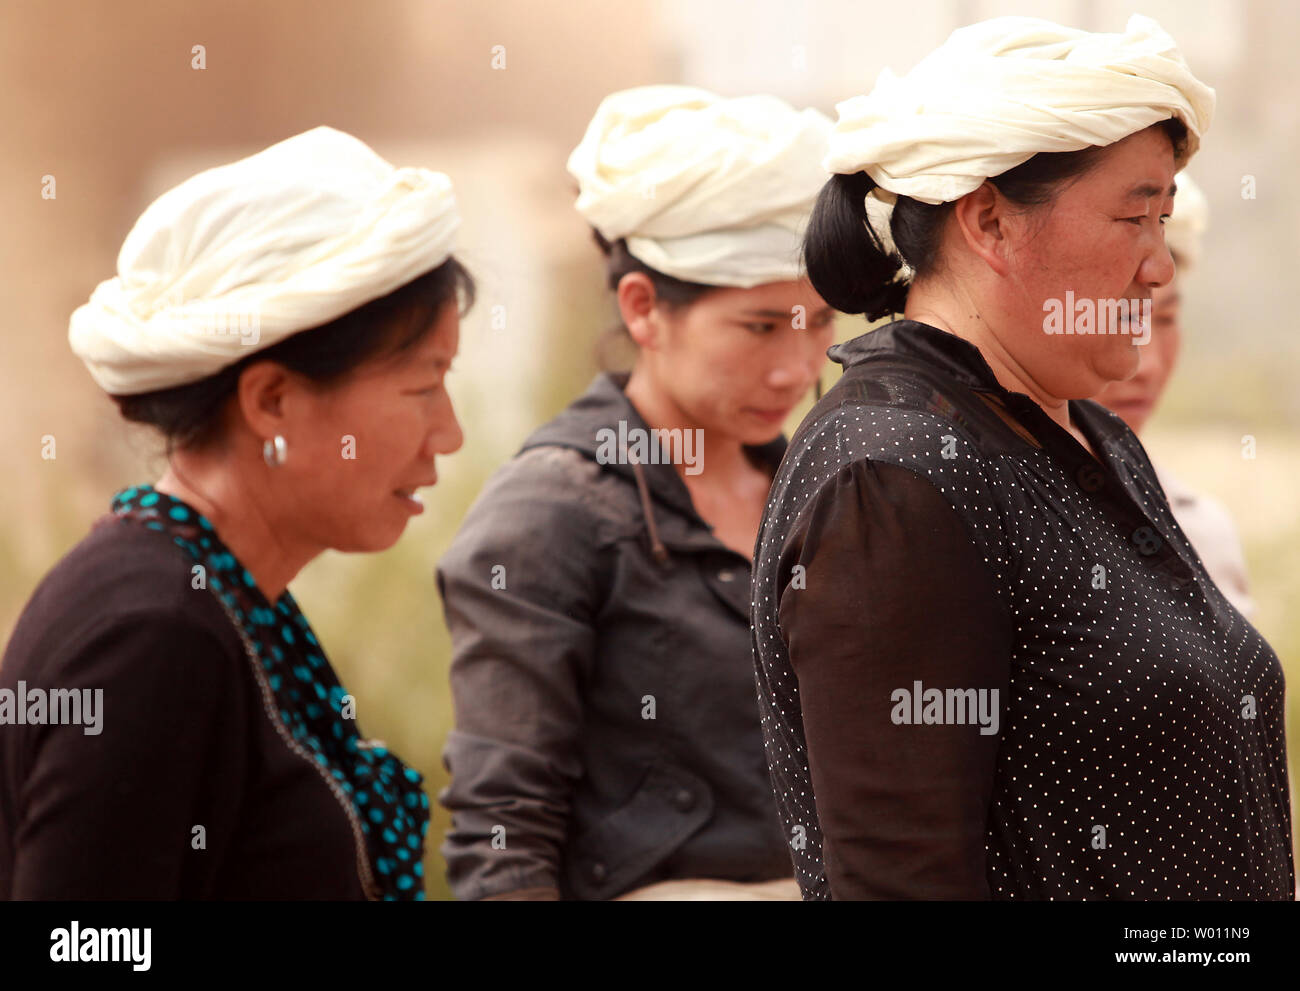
[2,0,1297,899]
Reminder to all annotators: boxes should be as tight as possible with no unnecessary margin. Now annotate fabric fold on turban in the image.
[1166,171,1209,270]
[824,14,1215,206]
[567,85,832,288]
[69,126,461,395]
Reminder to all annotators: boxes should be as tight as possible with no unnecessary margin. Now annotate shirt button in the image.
[717,569,736,583]
[591,861,608,882]
[1131,525,1163,556]
[1075,463,1106,492]
[674,788,696,812]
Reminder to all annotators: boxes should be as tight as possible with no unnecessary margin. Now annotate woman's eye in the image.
[1124,216,1147,225]
[744,322,778,334]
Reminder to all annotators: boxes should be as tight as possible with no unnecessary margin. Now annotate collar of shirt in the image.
[519,370,788,529]
[828,318,1133,450]
[827,319,1008,393]
[826,318,1200,591]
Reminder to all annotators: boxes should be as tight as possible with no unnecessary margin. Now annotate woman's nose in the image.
[1143,235,1176,289]
[425,396,464,457]
[767,340,825,392]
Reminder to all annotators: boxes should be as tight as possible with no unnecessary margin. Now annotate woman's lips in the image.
[393,479,436,514]
[394,490,425,514]
[747,406,792,425]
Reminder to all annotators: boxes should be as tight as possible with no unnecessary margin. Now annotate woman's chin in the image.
[736,419,788,447]
[1094,349,1141,386]
[330,520,411,555]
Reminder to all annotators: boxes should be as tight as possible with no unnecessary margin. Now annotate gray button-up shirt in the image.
[437,372,792,899]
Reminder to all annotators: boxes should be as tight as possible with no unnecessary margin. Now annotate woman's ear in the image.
[235,360,292,440]
[616,272,661,349]
[950,182,1012,278]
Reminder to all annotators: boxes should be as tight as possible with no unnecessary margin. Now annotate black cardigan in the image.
[0,516,367,899]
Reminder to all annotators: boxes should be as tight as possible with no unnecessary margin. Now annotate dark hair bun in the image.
[803,171,908,322]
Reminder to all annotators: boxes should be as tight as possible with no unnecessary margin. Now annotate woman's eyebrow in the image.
[1125,180,1178,200]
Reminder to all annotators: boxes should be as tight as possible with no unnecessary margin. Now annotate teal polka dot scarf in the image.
[111,484,430,900]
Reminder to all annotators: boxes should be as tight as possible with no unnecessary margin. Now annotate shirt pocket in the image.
[563,760,714,899]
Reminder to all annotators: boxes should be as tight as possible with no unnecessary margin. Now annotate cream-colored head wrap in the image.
[1165,171,1209,270]
[69,126,461,395]
[567,85,832,288]
[824,14,1215,206]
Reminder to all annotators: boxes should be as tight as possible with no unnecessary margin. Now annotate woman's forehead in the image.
[1080,131,1179,197]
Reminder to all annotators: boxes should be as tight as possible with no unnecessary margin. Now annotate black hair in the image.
[113,256,475,454]
[804,117,1190,322]
[590,229,717,370]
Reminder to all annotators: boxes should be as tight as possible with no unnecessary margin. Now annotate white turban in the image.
[567,85,832,288]
[1166,171,1209,270]
[824,14,1215,206]
[69,126,461,395]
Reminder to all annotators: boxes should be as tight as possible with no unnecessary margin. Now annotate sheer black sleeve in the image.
[775,458,1012,899]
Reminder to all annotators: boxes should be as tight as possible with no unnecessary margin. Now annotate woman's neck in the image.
[904,282,1075,438]
[154,452,318,601]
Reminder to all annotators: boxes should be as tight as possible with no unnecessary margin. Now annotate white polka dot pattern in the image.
[750,321,1295,901]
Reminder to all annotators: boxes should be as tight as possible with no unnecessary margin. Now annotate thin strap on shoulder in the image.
[627,450,670,566]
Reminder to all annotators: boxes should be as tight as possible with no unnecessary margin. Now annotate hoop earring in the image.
[262,435,287,467]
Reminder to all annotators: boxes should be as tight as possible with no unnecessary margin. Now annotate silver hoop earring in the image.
[263,435,287,467]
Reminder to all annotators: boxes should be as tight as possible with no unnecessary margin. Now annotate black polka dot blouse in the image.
[750,320,1295,900]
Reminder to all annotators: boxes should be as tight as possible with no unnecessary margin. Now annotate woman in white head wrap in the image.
[1,127,472,900]
[753,16,1296,901]
[436,85,831,901]
[1093,175,1258,622]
